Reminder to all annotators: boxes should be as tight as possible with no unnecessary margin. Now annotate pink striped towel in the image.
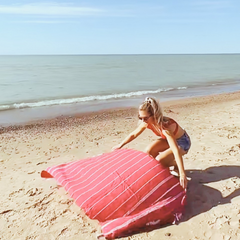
[41,148,186,239]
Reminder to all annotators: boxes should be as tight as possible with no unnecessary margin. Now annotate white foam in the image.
[0,88,175,111]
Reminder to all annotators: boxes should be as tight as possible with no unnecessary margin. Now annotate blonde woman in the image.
[112,97,191,189]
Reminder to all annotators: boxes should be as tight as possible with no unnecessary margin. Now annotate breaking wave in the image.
[0,87,188,111]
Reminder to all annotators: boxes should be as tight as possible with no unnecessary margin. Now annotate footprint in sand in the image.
[36,161,47,165]
[26,188,42,197]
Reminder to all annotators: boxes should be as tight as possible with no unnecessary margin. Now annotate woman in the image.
[112,97,191,189]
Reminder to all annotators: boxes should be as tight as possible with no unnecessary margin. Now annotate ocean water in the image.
[0,54,240,126]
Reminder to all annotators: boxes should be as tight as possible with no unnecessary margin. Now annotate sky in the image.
[0,0,239,55]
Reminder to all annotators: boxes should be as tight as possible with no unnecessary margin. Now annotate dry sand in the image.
[0,92,240,240]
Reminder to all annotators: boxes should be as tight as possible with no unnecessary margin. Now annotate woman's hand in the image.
[112,144,122,151]
[179,174,188,190]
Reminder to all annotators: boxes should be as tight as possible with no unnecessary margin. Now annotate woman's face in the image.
[138,110,153,123]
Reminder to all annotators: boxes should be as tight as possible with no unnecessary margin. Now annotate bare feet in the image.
[170,166,191,181]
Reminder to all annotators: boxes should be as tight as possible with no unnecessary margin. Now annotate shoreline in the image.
[1,79,240,127]
[1,90,240,239]
[1,90,240,131]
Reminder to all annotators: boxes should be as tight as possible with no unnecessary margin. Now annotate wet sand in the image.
[0,92,240,240]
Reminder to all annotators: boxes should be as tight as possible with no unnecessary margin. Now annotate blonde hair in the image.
[139,97,163,124]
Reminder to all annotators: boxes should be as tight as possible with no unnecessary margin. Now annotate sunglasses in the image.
[138,115,152,121]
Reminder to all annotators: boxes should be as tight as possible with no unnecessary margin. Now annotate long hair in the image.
[139,97,163,124]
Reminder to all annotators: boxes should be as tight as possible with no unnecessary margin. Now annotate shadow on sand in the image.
[105,165,240,239]
[182,165,240,221]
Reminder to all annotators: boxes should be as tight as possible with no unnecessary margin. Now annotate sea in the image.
[1,54,240,126]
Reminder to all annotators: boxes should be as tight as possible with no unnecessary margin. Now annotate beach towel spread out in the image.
[41,148,187,239]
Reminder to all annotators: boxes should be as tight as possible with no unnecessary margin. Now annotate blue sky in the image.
[0,0,239,55]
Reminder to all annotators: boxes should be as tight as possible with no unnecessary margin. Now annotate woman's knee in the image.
[145,139,169,158]
[144,145,157,158]
[156,149,176,167]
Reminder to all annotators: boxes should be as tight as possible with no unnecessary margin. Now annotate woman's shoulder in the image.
[162,116,177,127]
[162,116,179,134]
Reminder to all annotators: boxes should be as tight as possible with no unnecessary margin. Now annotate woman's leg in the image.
[145,138,169,158]
[156,148,176,167]
[146,139,186,166]
[156,147,186,167]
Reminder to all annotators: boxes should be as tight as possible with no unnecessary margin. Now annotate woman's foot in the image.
[170,166,191,180]
[170,169,180,177]
[169,165,179,176]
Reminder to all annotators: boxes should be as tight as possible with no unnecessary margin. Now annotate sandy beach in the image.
[0,92,240,240]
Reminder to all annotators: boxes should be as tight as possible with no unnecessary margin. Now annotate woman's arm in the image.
[163,130,187,189]
[112,122,147,150]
